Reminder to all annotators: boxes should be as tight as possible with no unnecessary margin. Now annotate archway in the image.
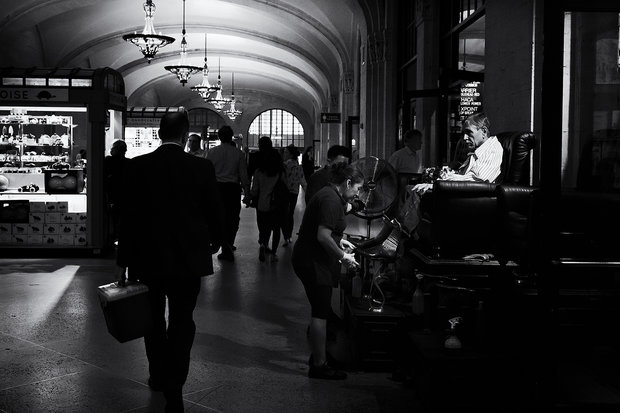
[247,109,304,149]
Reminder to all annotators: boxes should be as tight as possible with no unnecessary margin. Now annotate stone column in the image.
[358,0,398,160]
[415,0,439,169]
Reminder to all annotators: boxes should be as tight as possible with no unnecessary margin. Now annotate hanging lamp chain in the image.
[181,0,187,47]
[163,0,202,85]
[182,0,186,37]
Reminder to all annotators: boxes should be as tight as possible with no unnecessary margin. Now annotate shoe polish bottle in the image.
[411,272,424,316]
[475,300,486,348]
[352,270,362,299]
[444,317,463,350]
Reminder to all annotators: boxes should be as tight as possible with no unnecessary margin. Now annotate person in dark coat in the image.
[116,111,223,413]
[249,147,287,262]
[302,146,315,183]
[104,139,129,245]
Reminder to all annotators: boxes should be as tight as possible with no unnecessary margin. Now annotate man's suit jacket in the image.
[117,144,223,280]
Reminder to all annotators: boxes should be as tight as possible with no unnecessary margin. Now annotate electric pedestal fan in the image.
[351,156,399,222]
[350,156,401,312]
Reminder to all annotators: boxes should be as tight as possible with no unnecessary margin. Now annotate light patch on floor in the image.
[197,310,293,352]
[3,265,79,323]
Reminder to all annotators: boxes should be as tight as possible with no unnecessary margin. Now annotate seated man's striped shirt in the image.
[444,135,503,183]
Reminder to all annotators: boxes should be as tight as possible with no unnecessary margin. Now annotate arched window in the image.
[247,109,304,148]
[188,107,227,140]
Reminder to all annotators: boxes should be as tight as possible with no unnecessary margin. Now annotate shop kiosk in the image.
[0,67,126,254]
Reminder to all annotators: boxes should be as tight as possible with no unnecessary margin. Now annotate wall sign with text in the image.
[459,81,483,120]
[320,112,341,123]
[0,88,69,102]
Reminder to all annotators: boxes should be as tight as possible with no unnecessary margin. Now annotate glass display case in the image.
[0,111,75,185]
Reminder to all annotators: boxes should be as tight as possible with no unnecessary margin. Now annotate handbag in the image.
[97,280,153,343]
[269,173,289,211]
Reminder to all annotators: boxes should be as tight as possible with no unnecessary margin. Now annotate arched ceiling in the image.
[0,0,365,126]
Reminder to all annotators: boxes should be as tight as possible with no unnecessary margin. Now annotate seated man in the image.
[401,112,503,237]
[415,112,503,195]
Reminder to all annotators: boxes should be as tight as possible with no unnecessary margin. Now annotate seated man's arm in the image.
[442,171,469,181]
[443,146,502,183]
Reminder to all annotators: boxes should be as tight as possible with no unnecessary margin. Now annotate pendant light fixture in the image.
[191,33,220,99]
[164,0,201,86]
[207,57,228,111]
[225,72,242,121]
[122,0,175,63]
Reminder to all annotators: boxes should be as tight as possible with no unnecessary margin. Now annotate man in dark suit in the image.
[116,111,222,413]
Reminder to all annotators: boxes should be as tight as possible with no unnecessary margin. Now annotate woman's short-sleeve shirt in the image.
[294,185,346,285]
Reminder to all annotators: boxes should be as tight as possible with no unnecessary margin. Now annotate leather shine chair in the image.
[495,184,540,270]
[496,131,536,185]
[415,131,536,259]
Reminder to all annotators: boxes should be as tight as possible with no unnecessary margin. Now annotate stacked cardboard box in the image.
[0,200,87,246]
[0,221,11,244]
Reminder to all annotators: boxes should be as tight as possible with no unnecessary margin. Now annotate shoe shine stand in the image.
[356,215,408,312]
[359,213,380,311]
[348,157,400,313]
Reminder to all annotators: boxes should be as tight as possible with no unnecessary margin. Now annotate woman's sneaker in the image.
[308,362,347,380]
[259,245,266,262]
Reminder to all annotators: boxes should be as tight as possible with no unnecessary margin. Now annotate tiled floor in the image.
[4,203,620,412]
[0,206,417,413]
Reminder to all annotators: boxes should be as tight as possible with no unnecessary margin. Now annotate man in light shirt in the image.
[388,129,423,174]
[415,112,503,195]
[206,125,251,261]
[405,113,503,235]
[442,113,502,183]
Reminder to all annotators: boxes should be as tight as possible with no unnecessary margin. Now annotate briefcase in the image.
[97,281,153,343]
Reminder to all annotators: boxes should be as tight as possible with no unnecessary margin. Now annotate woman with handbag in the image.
[249,147,288,262]
[282,144,307,246]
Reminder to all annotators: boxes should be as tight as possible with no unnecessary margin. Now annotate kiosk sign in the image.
[459,82,482,119]
[0,88,69,102]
